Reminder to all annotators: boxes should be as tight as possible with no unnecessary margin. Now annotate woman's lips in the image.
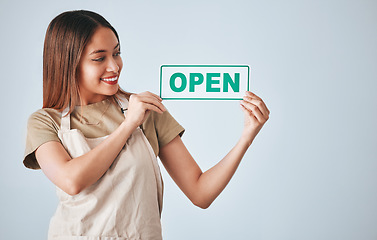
[101,76,118,85]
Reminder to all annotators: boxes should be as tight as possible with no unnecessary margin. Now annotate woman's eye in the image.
[92,57,105,62]
[114,51,121,57]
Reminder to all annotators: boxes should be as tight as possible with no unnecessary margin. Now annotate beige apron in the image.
[48,98,163,240]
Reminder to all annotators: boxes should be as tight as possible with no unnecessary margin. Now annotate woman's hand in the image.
[124,91,166,128]
[240,91,270,144]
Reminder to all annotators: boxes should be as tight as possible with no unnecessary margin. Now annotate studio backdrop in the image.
[1,0,376,239]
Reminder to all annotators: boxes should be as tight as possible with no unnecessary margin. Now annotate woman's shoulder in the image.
[29,107,61,117]
[27,108,62,131]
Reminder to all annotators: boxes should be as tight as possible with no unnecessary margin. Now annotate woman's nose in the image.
[106,58,119,73]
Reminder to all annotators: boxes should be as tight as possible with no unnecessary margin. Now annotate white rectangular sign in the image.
[160,65,250,100]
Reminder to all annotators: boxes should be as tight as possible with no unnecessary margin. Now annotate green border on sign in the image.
[159,65,250,100]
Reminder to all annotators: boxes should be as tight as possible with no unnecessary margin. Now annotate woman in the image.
[24,10,270,239]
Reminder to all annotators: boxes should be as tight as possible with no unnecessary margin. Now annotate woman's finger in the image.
[131,94,166,112]
[240,100,266,123]
[137,95,166,112]
[240,103,255,119]
[245,91,260,100]
[139,91,162,101]
[244,91,270,115]
[143,102,165,114]
[243,96,270,118]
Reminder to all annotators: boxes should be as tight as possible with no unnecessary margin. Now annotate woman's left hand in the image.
[240,91,270,143]
[159,91,270,208]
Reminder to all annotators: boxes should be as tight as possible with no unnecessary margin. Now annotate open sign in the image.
[160,65,250,100]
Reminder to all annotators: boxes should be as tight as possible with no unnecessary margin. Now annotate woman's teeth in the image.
[101,76,118,81]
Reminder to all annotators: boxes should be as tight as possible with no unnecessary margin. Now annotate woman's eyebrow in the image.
[90,43,120,55]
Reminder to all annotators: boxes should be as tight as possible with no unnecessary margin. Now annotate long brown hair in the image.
[43,10,129,113]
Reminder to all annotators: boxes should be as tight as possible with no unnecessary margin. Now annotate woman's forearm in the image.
[63,121,136,194]
[194,134,253,208]
[37,120,136,195]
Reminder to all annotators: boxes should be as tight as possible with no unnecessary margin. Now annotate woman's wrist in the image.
[240,127,258,147]
[117,119,138,140]
[123,116,140,130]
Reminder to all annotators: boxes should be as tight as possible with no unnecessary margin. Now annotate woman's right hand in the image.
[36,91,166,196]
[124,91,166,128]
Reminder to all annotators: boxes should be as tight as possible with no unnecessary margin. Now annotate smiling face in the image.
[77,27,123,105]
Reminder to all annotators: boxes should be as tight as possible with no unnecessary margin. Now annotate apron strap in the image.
[117,95,129,116]
[60,107,71,131]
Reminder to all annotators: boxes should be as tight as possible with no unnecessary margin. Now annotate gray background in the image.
[1,0,376,239]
